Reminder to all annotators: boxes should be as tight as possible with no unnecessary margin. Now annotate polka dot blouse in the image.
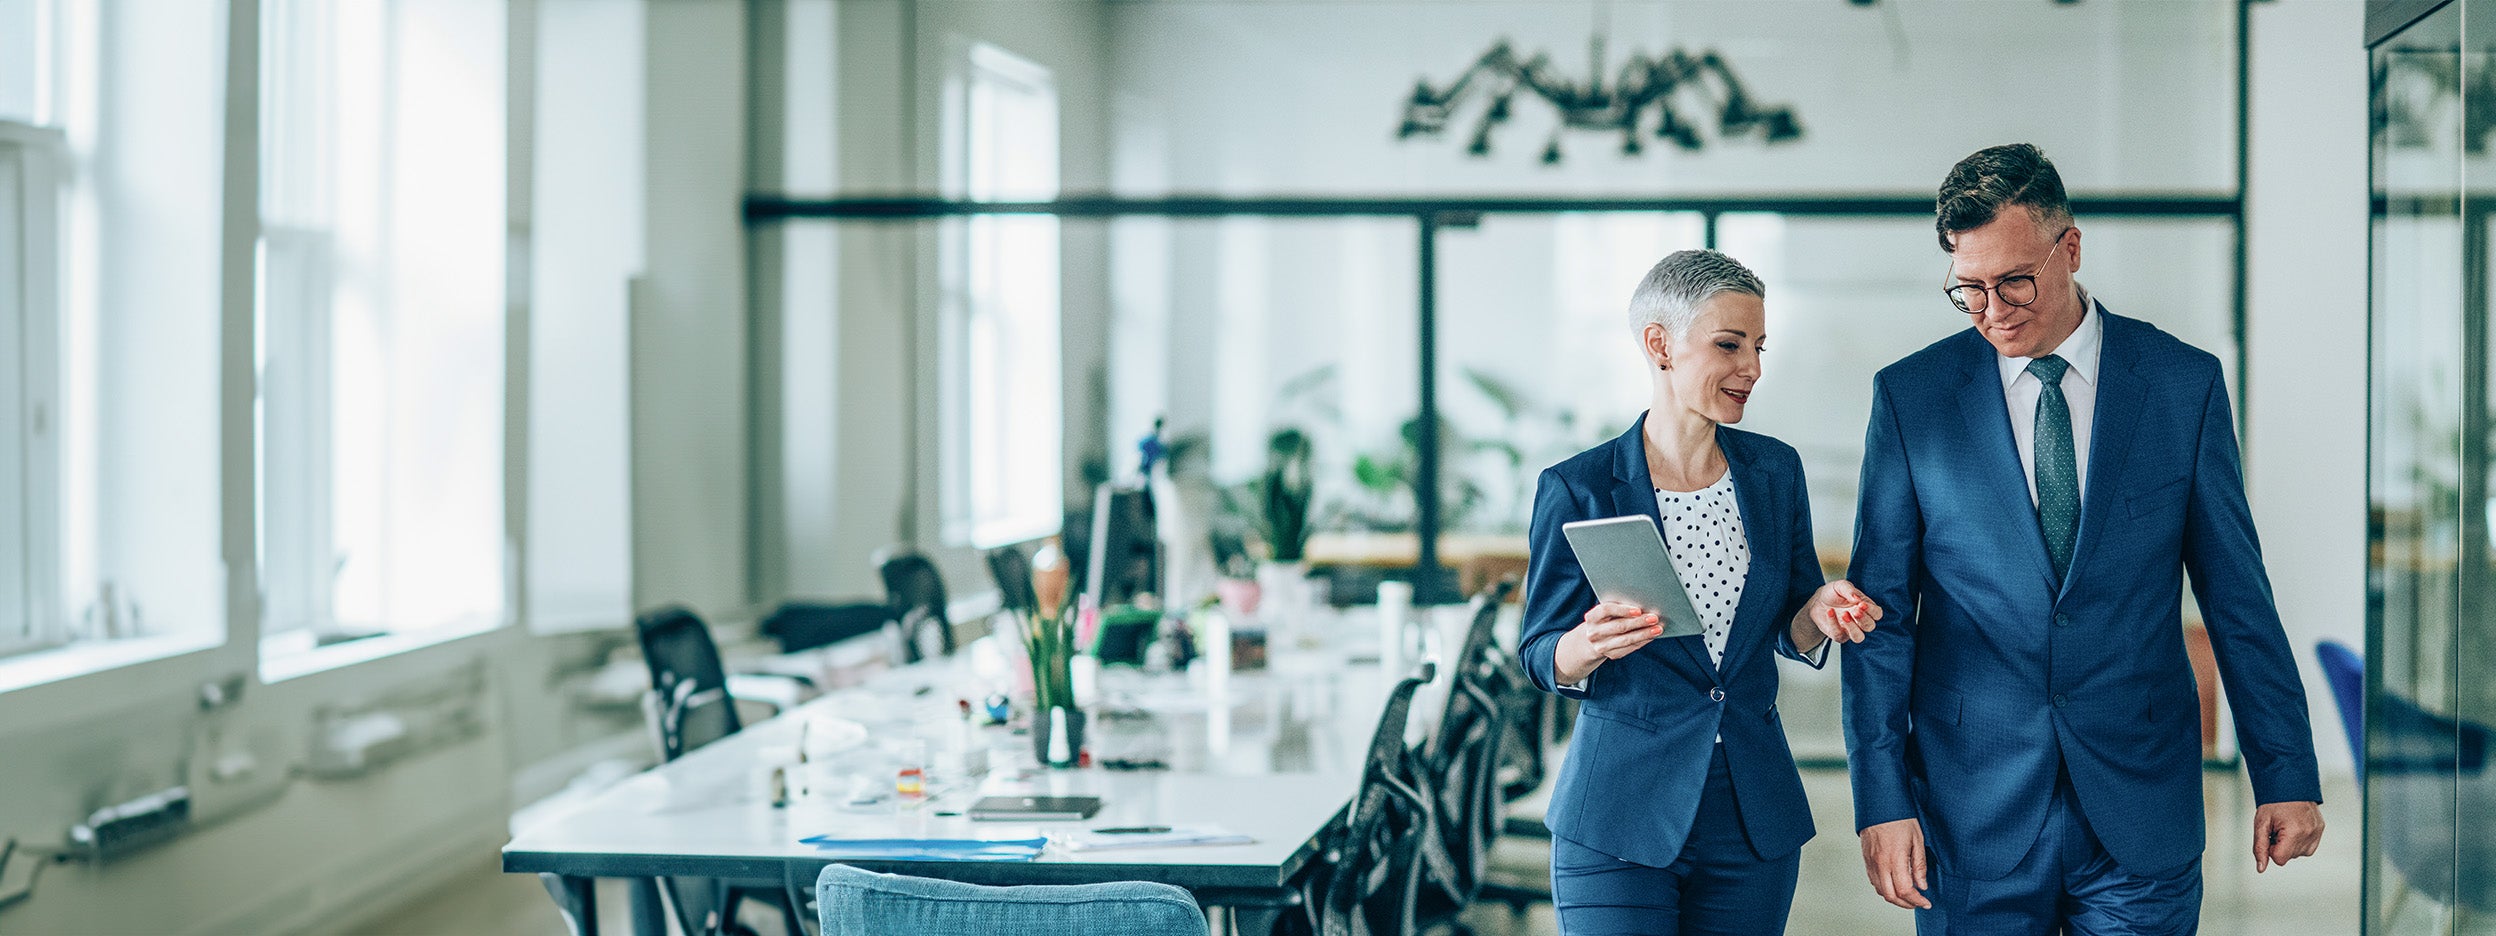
[1656,473,1749,669]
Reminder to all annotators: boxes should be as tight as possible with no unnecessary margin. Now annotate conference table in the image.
[503,608,1476,935]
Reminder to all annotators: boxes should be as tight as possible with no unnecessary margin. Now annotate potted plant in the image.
[1019,540,1083,767]
[1243,429,1318,640]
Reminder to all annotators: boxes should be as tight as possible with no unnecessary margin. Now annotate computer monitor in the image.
[1084,484,1159,609]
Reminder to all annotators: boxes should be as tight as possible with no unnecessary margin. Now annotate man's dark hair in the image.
[1935,143,2072,253]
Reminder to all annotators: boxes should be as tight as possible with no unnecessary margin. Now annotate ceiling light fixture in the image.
[1398,36,1803,163]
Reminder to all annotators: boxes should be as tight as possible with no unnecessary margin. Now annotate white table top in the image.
[500,618,1466,891]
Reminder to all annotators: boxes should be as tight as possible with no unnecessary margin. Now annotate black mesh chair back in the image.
[1452,578,1519,695]
[1315,665,1436,936]
[1415,580,1520,919]
[987,545,1038,616]
[761,601,899,655]
[635,605,742,762]
[878,550,954,663]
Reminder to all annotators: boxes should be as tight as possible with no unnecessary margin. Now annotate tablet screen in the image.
[1559,515,1705,639]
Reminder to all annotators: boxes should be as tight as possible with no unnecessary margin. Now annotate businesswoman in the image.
[1518,250,1882,936]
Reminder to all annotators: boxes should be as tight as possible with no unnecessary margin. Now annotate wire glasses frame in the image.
[1944,226,2074,314]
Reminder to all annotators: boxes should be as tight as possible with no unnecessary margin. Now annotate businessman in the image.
[1842,143,2324,934]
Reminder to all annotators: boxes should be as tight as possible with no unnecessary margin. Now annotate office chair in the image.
[1413,581,1521,930]
[1476,579,1564,918]
[633,606,809,936]
[876,550,955,663]
[2315,640,2364,770]
[638,606,744,760]
[815,863,1207,936]
[1308,664,1438,936]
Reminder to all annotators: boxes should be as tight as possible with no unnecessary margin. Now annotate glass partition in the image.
[2369,2,2477,931]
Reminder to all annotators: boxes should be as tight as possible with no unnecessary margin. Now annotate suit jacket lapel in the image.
[1956,344,2061,598]
[1605,414,1721,681]
[2062,307,2148,602]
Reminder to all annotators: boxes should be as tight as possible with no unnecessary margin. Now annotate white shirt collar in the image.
[1996,285,2102,390]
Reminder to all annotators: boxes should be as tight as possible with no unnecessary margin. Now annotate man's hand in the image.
[1859,817,1933,909]
[2253,801,2324,872]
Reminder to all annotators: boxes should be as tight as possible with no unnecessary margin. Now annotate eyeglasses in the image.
[1943,227,2072,314]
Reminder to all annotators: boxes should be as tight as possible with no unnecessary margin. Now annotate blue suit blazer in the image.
[1842,306,2323,881]
[1519,416,1827,867]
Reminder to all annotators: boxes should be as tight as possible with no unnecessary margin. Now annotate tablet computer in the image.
[968,795,1104,821]
[1560,515,1704,639]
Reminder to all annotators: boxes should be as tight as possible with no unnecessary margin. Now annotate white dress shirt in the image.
[1996,289,2102,506]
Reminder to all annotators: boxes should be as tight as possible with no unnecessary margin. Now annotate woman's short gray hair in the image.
[1627,249,1765,337]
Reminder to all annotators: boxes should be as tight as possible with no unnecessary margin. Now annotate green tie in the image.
[2028,355,2079,583]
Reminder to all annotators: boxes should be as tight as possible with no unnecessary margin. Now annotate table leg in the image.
[1230,906,1284,936]
[627,878,668,936]
[538,874,598,936]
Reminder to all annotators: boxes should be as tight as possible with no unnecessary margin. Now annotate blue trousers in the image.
[1550,744,1800,936]
[1915,769,2202,936]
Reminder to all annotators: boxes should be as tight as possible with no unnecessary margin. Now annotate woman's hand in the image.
[1555,601,1665,686]
[1797,579,1884,651]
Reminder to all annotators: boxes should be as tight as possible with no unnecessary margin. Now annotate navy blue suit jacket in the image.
[1842,306,2322,881]
[1520,415,1827,867]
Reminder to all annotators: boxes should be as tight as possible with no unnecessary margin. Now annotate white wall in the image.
[1108,0,2236,197]
[633,0,751,618]
[2244,0,2368,777]
[525,0,643,634]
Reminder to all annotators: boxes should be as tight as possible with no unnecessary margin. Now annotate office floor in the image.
[357,769,2361,936]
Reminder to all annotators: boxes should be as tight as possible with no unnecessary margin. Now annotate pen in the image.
[1092,826,1172,835]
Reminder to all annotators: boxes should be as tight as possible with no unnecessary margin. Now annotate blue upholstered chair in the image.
[2314,640,2364,770]
[2316,639,2496,917]
[814,864,1209,936]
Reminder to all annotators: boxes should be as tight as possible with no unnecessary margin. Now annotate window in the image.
[0,3,60,659]
[0,123,63,659]
[257,0,506,662]
[0,0,231,671]
[940,43,1062,549]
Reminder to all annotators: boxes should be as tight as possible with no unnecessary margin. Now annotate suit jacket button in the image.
[2053,694,2068,707]
[2055,614,2070,627]
[1709,687,1725,702]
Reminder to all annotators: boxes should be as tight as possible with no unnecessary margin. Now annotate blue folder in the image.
[798,836,1048,861]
